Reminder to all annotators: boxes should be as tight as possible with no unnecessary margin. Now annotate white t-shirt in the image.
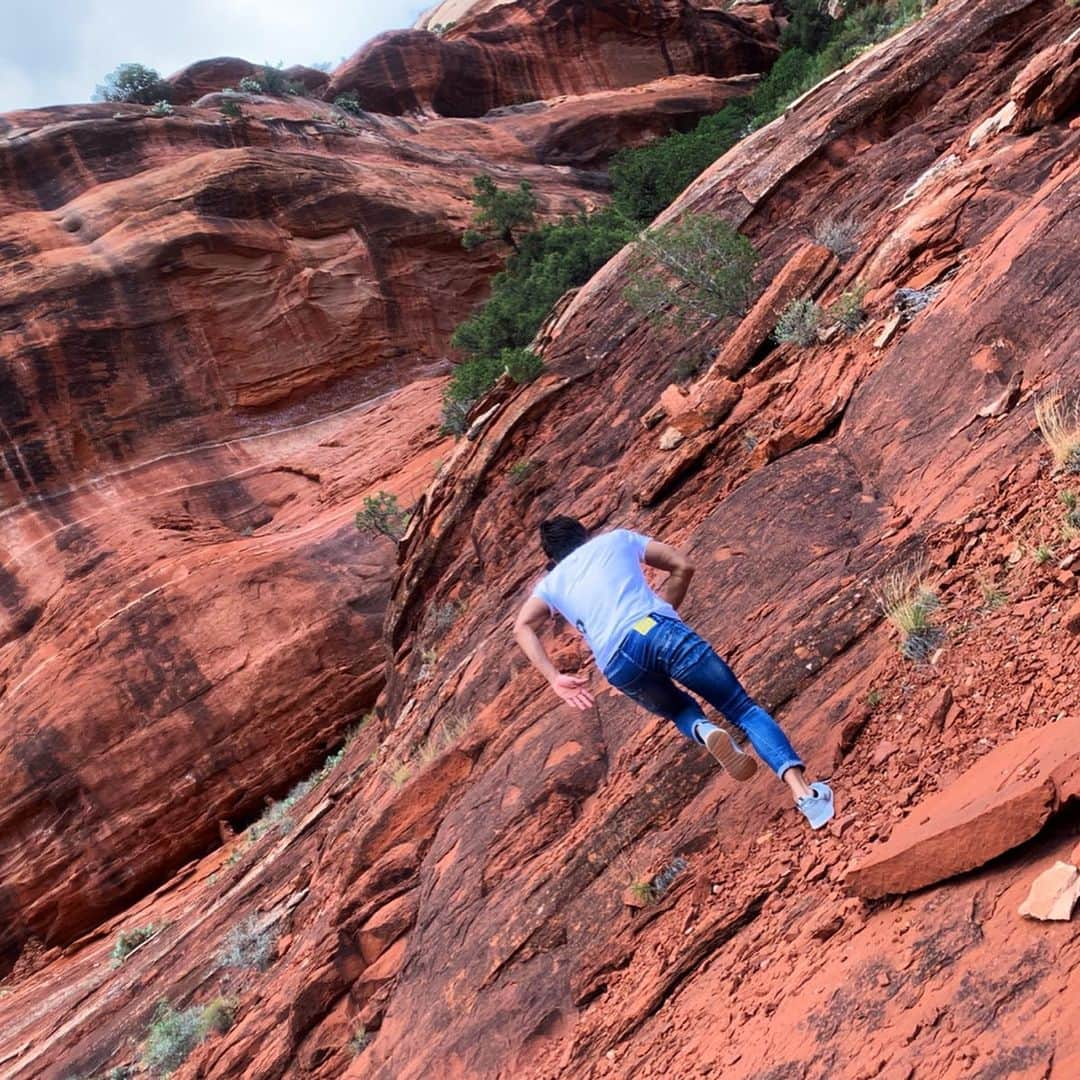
[531,529,679,672]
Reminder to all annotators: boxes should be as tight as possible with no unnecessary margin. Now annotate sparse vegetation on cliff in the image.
[830,284,868,332]
[94,63,172,105]
[610,0,930,222]
[110,924,160,966]
[875,560,944,661]
[355,492,411,541]
[218,917,274,971]
[623,214,759,328]
[462,176,538,252]
[1035,391,1080,473]
[143,998,236,1076]
[774,298,824,346]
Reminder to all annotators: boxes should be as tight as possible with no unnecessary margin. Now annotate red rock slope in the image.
[0,2,773,972]
[3,0,1080,1078]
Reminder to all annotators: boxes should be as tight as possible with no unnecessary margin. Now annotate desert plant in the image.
[427,601,461,638]
[334,91,365,116]
[979,579,1008,610]
[197,997,237,1036]
[867,689,882,709]
[462,176,538,252]
[389,760,413,787]
[623,214,759,328]
[142,1002,203,1076]
[628,880,655,905]
[875,560,944,661]
[218,916,274,971]
[441,348,543,435]
[509,459,538,484]
[94,63,172,105]
[1035,391,1080,473]
[672,351,710,384]
[350,1024,371,1054]
[1061,491,1080,537]
[774,298,823,346]
[142,998,235,1076]
[1033,543,1055,565]
[111,924,159,966]
[238,75,264,94]
[219,99,243,120]
[355,491,410,541]
[829,283,868,333]
[148,100,174,118]
[813,216,860,259]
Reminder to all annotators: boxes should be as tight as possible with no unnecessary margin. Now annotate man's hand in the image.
[551,673,594,711]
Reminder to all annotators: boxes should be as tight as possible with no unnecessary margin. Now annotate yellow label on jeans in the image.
[632,615,658,635]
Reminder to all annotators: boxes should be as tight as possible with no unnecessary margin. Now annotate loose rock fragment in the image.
[1018,861,1080,921]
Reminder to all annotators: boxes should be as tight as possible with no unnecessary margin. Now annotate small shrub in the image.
[350,1024,371,1054]
[219,99,243,120]
[672,351,710,384]
[441,348,543,435]
[218,916,274,971]
[623,213,760,329]
[867,689,882,710]
[94,63,172,105]
[389,760,413,787]
[774,298,823,346]
[148,100,174,118]
[111,924,159,966]
[509,459,538,484]
[334,91,365,116]
[427,602,461,639]
[1033,543,1054,565]
[238,75,264,94]
[143,1002,202,1076]
[197,997,237,1036]
[813,216,860,260]
[628,880,655,905]
[979,579,1008,610]
[462,176,538,252]
[875,560,944,662]
[355,491,410,541]
[829,284,868,333]
[1035,392,1080,473]
[142,998,235,1077]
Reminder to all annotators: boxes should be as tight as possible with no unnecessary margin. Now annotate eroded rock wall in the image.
[3,1,1079,1077]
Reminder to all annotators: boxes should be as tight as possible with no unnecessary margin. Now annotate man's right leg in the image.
[606,662,757,780]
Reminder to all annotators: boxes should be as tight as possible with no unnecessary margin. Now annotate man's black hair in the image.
[539,516,589,565]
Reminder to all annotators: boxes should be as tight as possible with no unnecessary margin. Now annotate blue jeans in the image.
[602,614,803,778]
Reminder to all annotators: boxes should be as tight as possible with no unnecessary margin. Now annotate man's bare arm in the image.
[513,597,595,711]
[644,540,695,609]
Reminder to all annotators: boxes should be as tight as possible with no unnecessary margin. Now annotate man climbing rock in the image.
[513,516,835,829]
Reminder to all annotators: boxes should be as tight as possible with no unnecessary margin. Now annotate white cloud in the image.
[3,0,431,113]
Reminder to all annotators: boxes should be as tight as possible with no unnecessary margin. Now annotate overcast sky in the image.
[4,0,432,113]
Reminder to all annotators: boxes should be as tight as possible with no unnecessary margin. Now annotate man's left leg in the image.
[665,625,835,826]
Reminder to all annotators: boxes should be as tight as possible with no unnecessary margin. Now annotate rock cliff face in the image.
[3,0,1080,1078]
[328,0,779,117]
[0,0,772,971]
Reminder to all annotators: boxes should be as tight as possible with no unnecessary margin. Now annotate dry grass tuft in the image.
[1035,392,1080,473]
[874,559,943,661]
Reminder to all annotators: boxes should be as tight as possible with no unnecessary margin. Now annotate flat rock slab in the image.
[847,715,1080,899]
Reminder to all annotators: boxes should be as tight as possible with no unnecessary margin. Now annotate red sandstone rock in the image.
[3,1,1080,1078]
[847,716,1080,899]
[327,0,778,117]
[1010,33,1080,133]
